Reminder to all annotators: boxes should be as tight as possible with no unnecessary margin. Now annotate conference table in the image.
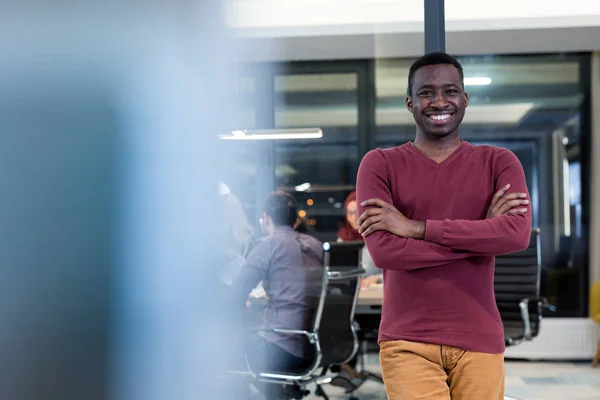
[357,284,383,305]
[355,285,383,314]
[248,285,383,314]
[247,285,383,344]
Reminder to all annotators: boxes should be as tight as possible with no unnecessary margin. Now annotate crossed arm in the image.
[355,149,532,271]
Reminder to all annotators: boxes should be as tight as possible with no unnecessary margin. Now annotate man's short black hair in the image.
[408,52,464,96]
[263,191,298,227]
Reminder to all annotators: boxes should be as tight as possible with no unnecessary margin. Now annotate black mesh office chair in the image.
[494,228,555,346]
[246,241,365,400]
[333,242,384,394]
[318,241,363,367]
[352,315,384,389]
[495,228,556,400]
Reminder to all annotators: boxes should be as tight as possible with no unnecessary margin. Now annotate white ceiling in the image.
[226,0,600,33]
[227,0,600,61]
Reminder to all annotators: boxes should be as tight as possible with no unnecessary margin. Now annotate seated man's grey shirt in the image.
[235,226,323,359]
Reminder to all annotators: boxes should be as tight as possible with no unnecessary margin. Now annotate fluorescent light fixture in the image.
[219,128,323,140]
[294,182,311,192]
[464,77,492,86]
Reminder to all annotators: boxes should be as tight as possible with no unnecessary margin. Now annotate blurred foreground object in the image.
[0,2,242,399]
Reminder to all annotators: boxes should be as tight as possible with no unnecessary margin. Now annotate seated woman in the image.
[338,191,383,289]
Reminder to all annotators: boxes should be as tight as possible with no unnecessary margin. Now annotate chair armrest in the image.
[519,296,556,340]
[328,268,366,280]
[249,327,316,343]
[244,328,321,380]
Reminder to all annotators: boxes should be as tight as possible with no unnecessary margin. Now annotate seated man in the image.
[231,191,323,398]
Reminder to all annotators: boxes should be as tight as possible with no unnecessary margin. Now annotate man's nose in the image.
[431,92,450,109]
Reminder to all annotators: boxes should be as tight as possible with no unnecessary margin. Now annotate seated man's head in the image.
[260,191,299,235]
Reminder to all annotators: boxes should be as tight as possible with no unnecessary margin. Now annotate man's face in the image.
[406,64,468,138]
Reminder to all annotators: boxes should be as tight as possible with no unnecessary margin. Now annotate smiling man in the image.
[355,52,533,399]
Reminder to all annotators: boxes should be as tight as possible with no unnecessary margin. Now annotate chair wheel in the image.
[349,397,359,400]
[284,385,308,399]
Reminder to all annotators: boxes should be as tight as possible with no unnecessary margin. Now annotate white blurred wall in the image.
[0,2,246,400]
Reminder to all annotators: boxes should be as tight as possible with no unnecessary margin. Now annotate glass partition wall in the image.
[273,67,363,241]
[224,53,590,316]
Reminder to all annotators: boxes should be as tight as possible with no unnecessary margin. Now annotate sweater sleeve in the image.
[356,149,477,271]
[424,148,532,255]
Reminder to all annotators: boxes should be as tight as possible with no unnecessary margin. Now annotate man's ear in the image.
[406,96,413,114]
[293,218,301,230]
[260,212,269,226]
[464,91,469,108]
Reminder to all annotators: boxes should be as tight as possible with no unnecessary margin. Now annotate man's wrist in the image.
[408,220,426,239]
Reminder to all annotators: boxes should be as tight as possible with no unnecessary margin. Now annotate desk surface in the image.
[357,285,383,306]
[248,285,383,306]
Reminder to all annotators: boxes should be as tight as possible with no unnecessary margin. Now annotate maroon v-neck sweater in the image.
[356,141,532,354]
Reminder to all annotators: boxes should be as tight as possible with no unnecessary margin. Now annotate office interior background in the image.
[3,1,600,399]
[224,0,600,363]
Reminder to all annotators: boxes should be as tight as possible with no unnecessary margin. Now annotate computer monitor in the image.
[323,240,364,270]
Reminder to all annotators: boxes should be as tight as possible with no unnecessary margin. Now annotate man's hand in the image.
[486,184,529,219]
[358,198,425,239]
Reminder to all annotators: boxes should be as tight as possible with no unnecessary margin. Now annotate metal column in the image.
[424,0,446,53]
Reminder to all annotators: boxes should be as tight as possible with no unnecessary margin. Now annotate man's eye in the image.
[447,89,458,94]
[419,91,434,96]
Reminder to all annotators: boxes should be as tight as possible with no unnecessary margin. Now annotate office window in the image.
[273,71,360,241]
[375,55,583,141]
[375,54,590,316]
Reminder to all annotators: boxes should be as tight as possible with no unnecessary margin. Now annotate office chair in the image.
[495,228,555,400]
[353,316,384,386]
[495,228,555,347]
[246,241,365,400]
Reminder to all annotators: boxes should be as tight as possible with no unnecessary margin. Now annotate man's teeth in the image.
[429,114,451,120]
